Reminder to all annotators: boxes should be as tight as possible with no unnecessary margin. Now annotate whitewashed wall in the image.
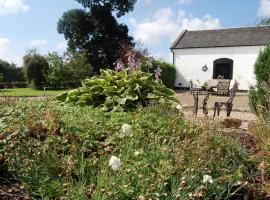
[172,46,264,90]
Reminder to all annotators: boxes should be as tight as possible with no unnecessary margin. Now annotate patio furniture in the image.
[213,81,238,118]
[216,79,231,95]
[190,90,212,116]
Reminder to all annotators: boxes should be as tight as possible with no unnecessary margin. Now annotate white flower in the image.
[134,151,140,156]
[109,156,121,171]
[121,124,132,136]
[134,149,143,156]
[203,175,213,184]
[176,104,182,110]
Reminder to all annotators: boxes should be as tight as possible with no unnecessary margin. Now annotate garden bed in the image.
[0,99,269,199]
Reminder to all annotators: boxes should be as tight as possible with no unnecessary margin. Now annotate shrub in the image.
[0,82,27,89]
[57,69,178,111]
[249,45,270,115]
[255,45,270,83]
[140,58,176,89]
[153,60,176,88]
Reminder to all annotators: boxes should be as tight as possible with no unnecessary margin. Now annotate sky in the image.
[0,0,269,66]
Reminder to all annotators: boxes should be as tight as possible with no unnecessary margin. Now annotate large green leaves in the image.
[57,69,178,111]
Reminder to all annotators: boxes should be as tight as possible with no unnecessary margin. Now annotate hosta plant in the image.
[57,69,178,111]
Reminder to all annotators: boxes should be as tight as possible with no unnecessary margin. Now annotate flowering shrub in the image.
[115,44,176,88]
[57,69,178,111]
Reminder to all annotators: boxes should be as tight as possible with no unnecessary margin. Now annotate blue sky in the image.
[0,0,268,66]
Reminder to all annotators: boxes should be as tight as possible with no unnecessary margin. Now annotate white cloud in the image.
[0,0,29,15]
[179,0,193,5]
[258,0,270,17]
[56,42,67,52]
[139,0,152,4]
[130,7,220,45]
[153,52,171,62]
[30,40,48,47]
[0,37,22,65]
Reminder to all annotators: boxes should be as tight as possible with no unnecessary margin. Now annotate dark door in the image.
[213,58,233,79]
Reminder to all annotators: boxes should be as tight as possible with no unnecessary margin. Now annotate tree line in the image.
[1,0,138,89]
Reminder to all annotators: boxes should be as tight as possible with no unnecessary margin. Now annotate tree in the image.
[75,0,137,17]
[0,59,24,82]
[45,52,73,88]
[249,45,270,115]
[23,49,49,89]
[57,0,136,72]
[0,73,3,83]
[65,51,93,81]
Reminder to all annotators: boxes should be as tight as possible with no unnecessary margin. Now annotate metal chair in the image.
[213,81,238,118]
[216,79,231,95]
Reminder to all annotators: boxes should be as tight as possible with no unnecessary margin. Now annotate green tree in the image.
[249,45,270,115]
[65,51,93,81]
[45,52,73,88]
[0,73,3,83]
[0,59,24,82]
[57,0,136,72]
[23,49,49,89]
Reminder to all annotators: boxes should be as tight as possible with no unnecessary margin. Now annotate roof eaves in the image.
[171,44,267,49]
[170,29,187,49]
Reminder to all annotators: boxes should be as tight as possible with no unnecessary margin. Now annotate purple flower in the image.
[155,66,162,81]
[126,50,139,71]
[115,59,125,71]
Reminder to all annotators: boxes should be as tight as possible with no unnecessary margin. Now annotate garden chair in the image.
[216,79,231,95]
[213,81,238,118]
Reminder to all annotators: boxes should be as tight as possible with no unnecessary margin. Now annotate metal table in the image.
[190,90,214,116]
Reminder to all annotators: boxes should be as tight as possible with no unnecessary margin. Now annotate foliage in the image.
[255,45,270,83]
[65,51,93,81]
[0,88,68,97]
[249,45,270,115]
[115,44,176,88]
[23,49,49,89]
[45,52,72,88]
[153,60,176,88]
[57,0,135,72]
[202,81,209,88]
[0,59,25,82]
[75,0,137,17]
[57,69,177,111]
[0,100,254,199]
[244,110,270,197]
[0,82,27,89]
[0,73,3,82]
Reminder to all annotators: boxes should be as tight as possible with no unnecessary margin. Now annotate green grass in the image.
[0,100,257,199]
[0,88,69,97]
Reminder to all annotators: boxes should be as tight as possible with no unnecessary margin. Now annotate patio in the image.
[176,91,257,130]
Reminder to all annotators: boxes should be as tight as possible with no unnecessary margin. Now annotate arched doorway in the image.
[213,58,233,79]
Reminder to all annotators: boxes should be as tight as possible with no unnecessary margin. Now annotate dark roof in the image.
[171,26,270,49]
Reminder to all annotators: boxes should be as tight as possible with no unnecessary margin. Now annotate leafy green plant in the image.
[249,45,270,115]
[140,58,176,88]
[153,60,176,89]
[57,69,178,111]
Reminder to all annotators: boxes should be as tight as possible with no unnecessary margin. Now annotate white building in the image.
[171,26,270,90]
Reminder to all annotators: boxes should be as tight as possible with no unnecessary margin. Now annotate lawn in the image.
[0,88,69,97]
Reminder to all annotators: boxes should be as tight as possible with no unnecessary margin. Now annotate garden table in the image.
[190,89,214,116]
